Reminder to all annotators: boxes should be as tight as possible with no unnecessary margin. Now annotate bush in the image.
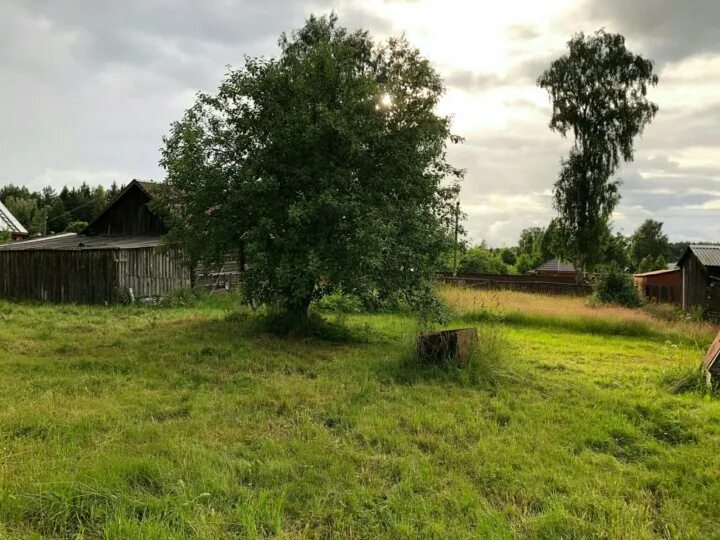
[590,262,642,308]
[64,221,89,233]
[458,246,511,274]
[158,287,207,307]
[316,291,364,314]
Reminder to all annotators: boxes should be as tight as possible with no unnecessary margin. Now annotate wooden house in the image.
[633,267,682,305]
[678,245,720,319]
[0,199,28,241]
[0,180,246,304]
[532,258,576,278]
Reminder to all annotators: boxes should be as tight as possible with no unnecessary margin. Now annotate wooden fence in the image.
[438,272,592,296]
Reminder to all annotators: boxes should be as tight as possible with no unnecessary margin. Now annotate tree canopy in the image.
[630,219,669,268]
[157,14,463,317]
[0,182,121,236]
[538,30,658,280]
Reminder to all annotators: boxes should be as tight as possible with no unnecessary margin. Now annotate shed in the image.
[678,245,720,319]
[532,258,576,277]
[633,267,682,304]
[0,181,190,303]
[0,199,29,241]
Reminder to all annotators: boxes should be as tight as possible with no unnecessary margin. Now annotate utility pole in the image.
[452,200,460,276]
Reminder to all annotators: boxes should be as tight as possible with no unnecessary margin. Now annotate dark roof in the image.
[633,267,681,277]
[679,245,720,268]
[0,200,28,236]
[0,233,160,251]
[534,258,576,273]
[80,179,158,235]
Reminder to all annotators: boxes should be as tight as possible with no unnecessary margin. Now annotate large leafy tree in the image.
[538,30,658,281]
[630,218,669,268]
[157,14,463,318]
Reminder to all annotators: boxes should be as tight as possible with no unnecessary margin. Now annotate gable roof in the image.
[80,179,159,236]
[679,245,720,268]
[0,200,28,236]
[534,258,576,273]
[633,267,681,278]
[0,232,159,251]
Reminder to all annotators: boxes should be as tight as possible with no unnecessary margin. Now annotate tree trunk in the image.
[574,259,585,285]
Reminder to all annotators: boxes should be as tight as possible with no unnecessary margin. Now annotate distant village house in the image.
[531,258,576,278]
[678,245,720,319]
[633,267,682,305]
[0,199,28,241]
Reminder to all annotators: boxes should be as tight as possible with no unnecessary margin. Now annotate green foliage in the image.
[3,196,46,236]
[0,182,121,235]
[157,14,462,319]
[158,287,208,308]
[514,252,534,274]
[515,226,557,271]
[64,221,89,233]
[499,248,516,266]
[590,262,642,307]
[637,254,668,273]
[458,245,510,274]
[538,30,658,278]
[599,228,632,270]
[316,291,365,314]
[631,219,670,267]
[0,231,10,245]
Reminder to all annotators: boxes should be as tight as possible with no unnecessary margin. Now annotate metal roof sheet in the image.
[633,267,681,277]
[0,200,28,236]
[688,245,720,267]
[534,258,576,273]
[0,233,161,251]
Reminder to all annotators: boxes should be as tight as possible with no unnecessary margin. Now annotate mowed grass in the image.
[0,289,719,539]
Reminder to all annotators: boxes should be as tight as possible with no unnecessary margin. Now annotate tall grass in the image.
[0,290,718,537]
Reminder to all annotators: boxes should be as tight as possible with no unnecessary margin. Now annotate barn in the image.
[633,267,682,304]
[0,180,191,304]
[678,245,720,319]
[0,199,28,241]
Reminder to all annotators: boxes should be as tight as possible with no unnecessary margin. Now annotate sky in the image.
[1,0,718,245]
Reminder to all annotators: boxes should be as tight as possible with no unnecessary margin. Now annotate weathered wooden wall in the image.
[437,272,592,296]
[85,185,166,236]
[0,248,191,304]
[194,255,243,291]
[0,250,118,303]
[682,255,709,311]
[634,271,682,305]
[116,248,190,299]
[708,275,720,320]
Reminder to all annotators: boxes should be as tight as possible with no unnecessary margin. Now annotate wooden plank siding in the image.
[437,272,591,296]
[0,248,190,304]
[116,248,191,299]
[709,278,720,320]
[0,250,118,303]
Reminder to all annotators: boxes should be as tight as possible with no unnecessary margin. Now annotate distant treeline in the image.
[0,182,124,235]
[448,219,719,276]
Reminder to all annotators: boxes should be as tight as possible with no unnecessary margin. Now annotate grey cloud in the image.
[584,0,720,65]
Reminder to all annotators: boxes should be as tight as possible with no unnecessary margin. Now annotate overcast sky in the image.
[1,0,718,245]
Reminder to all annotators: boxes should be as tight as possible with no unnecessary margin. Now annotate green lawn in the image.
[0,291,718,539]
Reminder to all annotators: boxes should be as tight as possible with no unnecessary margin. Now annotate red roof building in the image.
[633,267,682,305]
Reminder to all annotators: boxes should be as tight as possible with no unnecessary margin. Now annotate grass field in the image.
[0,288,718,538]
